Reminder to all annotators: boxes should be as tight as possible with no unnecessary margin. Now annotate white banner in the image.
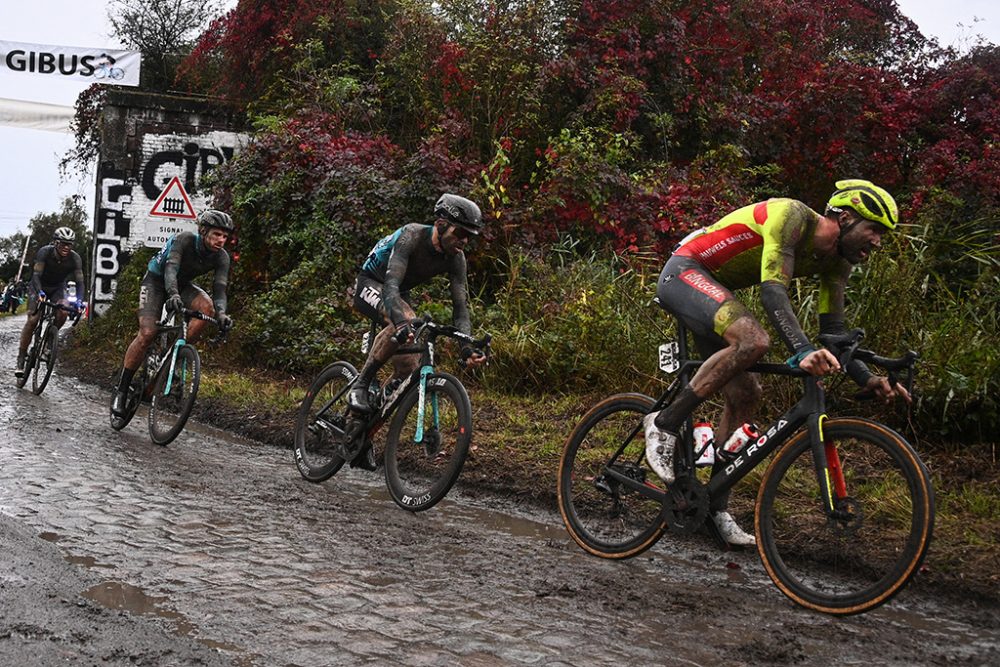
[0,40,141,86]
[0,97,74,132]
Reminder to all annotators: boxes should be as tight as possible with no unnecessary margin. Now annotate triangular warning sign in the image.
[149,176,197,219]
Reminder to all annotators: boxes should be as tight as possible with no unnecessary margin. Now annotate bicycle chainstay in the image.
[663,475,710,535]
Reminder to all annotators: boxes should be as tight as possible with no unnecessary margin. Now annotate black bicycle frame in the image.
[603,325,844,519]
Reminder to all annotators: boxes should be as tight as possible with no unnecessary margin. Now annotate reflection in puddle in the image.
[82,580,253,662]
[66,554,115,569]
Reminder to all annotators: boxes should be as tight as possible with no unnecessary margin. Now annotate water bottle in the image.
[718,423,760,461]
[66,281,78,301]
[693,421,715,467]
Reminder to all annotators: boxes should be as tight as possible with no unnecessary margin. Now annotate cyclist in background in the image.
[15,228,85,377]
[346,194,489,468]
[110,210,234,417]
[645,179,912,546]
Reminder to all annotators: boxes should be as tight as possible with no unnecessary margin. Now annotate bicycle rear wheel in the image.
[293,361,354,482]
[383,372,472,512]
[148,344,200,445]
[32,324,58,395]
[756,417,934,615]
[558,393,668,559]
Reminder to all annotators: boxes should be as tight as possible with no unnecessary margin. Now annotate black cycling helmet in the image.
[434,194,483,234]
[197,209,235,233]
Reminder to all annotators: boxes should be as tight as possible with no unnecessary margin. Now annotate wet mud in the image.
[1,314,998,666]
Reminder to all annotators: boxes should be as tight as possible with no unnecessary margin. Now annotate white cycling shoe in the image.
[643,413,677,484]
[712,511,756,546]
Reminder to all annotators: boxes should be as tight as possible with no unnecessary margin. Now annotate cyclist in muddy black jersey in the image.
[15,227,86,377]
[110,210,234,416]
[644,179,912,546]
[348,194,488,424]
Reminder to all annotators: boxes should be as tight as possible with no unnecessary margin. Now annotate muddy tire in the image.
[31,324,58,395]
[558,393,668,559]
[383,372,471,512]
[756,418,935,615]
[148,344,200,446]
[293,361,355,482]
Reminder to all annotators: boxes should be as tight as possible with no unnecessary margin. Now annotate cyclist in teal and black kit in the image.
[110,210,234,416]
[644,179,912,545]
[346,194,488,466]
[15,227,86,377]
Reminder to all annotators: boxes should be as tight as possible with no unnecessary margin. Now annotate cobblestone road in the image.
[1,315,998,666]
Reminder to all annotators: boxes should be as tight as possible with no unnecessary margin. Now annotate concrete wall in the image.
[90,89,247,316]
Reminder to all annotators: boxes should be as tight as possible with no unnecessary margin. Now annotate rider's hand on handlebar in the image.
[799,349,841,376]
[860,375,913,405]
[392,321,415,345]
[166,294,184,314]
[461,346,488,368]
[217,313,233,332]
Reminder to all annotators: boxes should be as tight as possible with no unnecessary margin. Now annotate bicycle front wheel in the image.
[558,393,668,559]
[383,372,472,512]
[32,325,58,395]
[148,344,201,445]
[756,417,934,615]
[293,361,354,482]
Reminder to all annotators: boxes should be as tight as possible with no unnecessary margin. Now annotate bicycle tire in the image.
[383,372,472,512]
[109,367,144,431]
[148,344,200,445]
[756,417,934,615]
[31,324,58,395]
[293,361,354,482]
[558,393,668,559]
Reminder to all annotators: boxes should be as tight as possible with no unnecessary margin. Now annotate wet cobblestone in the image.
[2,317,998,667]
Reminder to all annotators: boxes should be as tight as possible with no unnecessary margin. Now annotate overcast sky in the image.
[1,0,998,239]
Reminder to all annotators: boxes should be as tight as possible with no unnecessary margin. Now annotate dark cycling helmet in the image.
[197,209,235,232]
[434,194,483,234]
[826,179,898,230]
[53,227,76,244]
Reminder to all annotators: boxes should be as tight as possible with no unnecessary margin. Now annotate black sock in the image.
[118,368,136,392]
[654,384,704,432]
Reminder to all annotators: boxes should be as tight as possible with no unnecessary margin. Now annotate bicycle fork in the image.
[807,413,850,519]
[162,338,187,396]
[413,365,439,444]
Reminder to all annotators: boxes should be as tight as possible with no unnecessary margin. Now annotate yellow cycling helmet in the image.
[826,179,898,230]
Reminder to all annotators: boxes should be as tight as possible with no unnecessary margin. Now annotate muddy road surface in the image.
[1,314,998,666]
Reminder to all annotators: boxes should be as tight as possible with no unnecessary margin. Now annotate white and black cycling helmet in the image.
[197,209,235,233]
[53,227,76,244]
[434,194,483,235]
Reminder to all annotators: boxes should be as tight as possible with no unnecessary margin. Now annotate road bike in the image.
[110,308,224,446]
[15,298,82,395]
[293,316,490,512]
[557,319,934,615]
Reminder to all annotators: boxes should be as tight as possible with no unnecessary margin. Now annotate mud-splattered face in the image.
[840,215,887,264]
[438,222,473,255]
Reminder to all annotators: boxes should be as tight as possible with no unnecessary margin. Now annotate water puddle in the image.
[81,580,256,664]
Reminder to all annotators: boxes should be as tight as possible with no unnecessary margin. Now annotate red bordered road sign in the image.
[149,176,197,219]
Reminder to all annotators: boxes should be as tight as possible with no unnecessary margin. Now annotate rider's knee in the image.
[734,328,769,363]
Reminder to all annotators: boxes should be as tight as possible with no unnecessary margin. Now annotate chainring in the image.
[663,475,710,535]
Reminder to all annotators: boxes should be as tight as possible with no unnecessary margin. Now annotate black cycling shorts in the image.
[352,273,412,326]
[137,272,208,320]
[656,255,753,356]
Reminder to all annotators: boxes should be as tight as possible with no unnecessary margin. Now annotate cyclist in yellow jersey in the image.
[645,180,912,545]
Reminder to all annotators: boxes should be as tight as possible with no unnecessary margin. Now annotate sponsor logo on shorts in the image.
[138,284,149,309]
[360,285,381,309]
[679,269,727,303]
